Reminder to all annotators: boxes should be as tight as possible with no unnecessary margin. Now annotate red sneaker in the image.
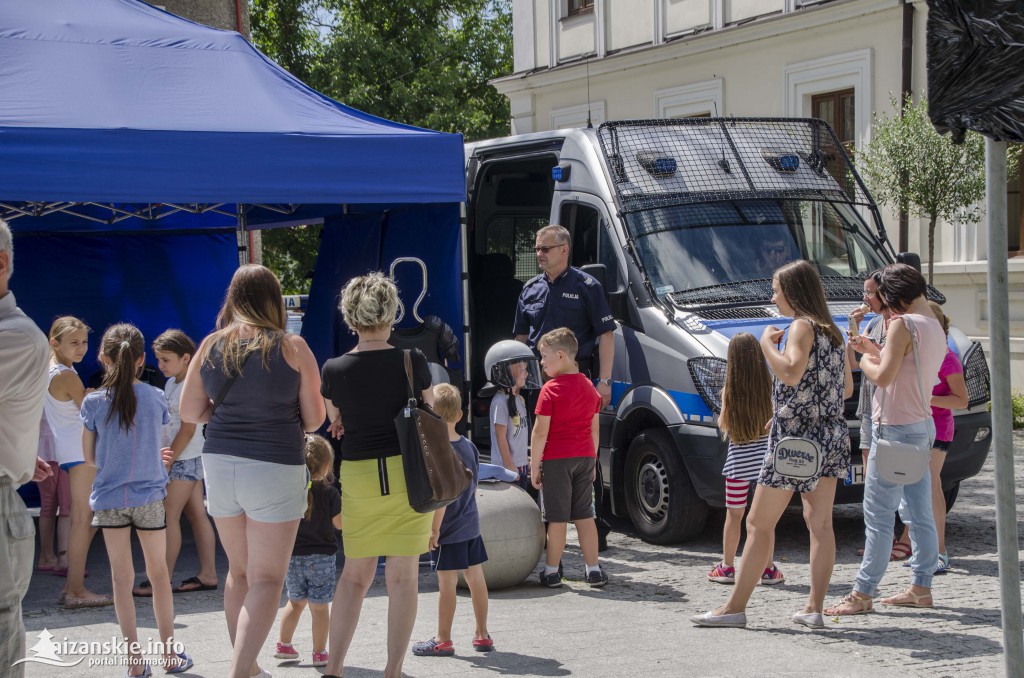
[274,642,299,660]
[472,636,494,652]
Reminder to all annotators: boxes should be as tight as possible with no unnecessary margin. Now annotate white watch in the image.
[597,378,613,386]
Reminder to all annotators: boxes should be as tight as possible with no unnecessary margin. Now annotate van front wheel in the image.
[624,428,708,544]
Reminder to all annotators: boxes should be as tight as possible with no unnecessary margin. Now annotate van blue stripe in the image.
[607,382,713,419]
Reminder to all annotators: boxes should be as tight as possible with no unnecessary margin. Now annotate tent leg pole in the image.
[986,138,1024,675]
[236,204,249,266]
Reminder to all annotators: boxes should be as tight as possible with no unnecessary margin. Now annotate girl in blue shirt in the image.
[81,323,193,676]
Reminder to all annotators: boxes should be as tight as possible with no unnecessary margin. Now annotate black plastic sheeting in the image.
[927,0,1024,143]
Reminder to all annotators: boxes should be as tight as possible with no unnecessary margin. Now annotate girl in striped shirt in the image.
[707,333,784,586]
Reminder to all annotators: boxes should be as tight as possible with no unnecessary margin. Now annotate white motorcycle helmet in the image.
[484,340,542,391]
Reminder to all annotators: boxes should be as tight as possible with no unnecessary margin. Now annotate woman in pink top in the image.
[891,302,968,573]
[827,264,947,616]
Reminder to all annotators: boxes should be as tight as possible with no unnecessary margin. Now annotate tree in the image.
[858,94,1020,283]
[250,1,512,292]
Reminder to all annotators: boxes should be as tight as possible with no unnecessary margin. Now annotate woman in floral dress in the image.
[693,260,852,630]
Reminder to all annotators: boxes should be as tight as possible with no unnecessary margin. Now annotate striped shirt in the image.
[721,435,769,482]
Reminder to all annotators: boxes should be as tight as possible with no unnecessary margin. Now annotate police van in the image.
[464,118,992,544]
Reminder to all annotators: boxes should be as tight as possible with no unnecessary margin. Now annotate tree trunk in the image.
[928,215,937,285]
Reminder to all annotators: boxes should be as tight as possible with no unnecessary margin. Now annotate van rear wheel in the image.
[624,428,708,544]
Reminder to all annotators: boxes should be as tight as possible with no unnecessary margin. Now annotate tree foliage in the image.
[858,94,1020,283]
[251,0,512,292]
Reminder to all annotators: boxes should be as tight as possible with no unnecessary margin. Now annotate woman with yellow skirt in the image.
[320,272,434,678]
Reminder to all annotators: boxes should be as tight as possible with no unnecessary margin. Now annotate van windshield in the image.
[625,199,887,296]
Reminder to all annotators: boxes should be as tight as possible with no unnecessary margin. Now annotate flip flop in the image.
[133,580,153,597]
[173,576,218,593]
[52,567,88,577]
[165,652,194,674]
[36,564,57,572]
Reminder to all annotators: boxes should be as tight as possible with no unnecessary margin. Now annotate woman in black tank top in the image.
[180,264,325,678]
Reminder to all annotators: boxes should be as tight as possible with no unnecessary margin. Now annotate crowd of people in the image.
[0,215,972,676]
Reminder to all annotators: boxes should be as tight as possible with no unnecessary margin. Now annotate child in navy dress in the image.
[412,384,492,657]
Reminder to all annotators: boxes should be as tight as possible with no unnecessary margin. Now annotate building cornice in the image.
[492,0,903,95]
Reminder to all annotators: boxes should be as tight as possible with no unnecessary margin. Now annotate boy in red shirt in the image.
[530,328,607,588]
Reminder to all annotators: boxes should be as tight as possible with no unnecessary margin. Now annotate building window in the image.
[811,88,855,154]
[567,0,594,17]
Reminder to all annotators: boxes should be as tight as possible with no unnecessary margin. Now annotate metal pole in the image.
[236,204,249,267]
[985,137,1024,676]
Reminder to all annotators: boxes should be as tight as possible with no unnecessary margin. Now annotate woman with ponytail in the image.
[81,323,193,675]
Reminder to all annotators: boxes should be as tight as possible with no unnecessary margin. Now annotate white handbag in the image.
[770,325,824,484]
[874,316,932,485]
[772,436,822,480]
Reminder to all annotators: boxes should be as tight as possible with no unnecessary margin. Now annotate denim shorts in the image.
[169,456,204,482]
[285,553,337,604]
[203,453,309,523]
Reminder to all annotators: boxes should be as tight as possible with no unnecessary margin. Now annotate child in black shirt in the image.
[274,435,342,667]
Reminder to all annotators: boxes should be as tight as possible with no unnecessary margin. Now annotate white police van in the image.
[464,118,991,544]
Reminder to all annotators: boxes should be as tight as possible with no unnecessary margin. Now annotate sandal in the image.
[411,638,454,657]
[173,576,218,593]
[889,541,912,561]
[133,580,153,597]
[880,588,933,608]
[164,652,194,674]
[824,592,874,616]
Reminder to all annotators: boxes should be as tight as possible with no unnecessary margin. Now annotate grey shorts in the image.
[541,456,596,523]
[203,453,309,523]
[169,456,204,482]
[92,499,166,530]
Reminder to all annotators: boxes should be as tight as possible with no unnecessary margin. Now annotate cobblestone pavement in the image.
[19,433,1024,677]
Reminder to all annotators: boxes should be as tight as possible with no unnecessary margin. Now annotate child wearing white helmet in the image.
[484,340,541,492]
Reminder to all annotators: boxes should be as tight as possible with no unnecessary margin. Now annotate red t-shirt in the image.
[535,373,601,460]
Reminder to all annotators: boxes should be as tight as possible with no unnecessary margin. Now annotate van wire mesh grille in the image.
[963,342,992,408]
[597,118,873,214]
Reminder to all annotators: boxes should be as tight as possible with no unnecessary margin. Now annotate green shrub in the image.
[1014,390,1024,430]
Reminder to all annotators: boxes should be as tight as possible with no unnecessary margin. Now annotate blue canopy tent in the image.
[0,0,467,378]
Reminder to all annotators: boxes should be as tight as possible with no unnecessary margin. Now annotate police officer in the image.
[513,224,616,550]
[513,224,616,405]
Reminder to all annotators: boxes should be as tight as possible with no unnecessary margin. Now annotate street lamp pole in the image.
[985,137,1024,677]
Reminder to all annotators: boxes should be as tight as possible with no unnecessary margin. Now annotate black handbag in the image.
[394,350,472,513]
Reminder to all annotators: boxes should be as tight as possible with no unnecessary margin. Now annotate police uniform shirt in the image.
[513,266,616,361]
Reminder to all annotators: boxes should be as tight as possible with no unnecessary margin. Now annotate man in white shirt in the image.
[0,218,51,677]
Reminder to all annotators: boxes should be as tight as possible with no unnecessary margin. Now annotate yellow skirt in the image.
[340,454,432,559]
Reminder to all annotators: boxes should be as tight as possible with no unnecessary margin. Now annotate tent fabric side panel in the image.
[13,231,238,379]
[302,204,464,369]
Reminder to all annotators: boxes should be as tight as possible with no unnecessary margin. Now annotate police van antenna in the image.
[586,56,593,129]
[714,101,731,174]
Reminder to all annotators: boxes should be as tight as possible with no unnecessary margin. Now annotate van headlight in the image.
[688,357,727,414]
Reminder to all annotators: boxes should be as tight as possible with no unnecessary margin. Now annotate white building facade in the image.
[493,0,1024,385]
